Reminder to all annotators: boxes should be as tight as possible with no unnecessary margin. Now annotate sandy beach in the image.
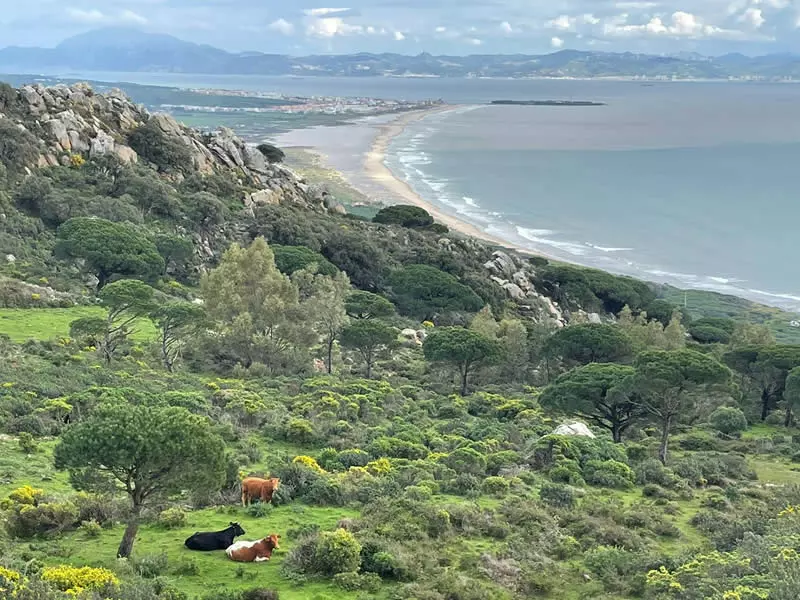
[361,107,537,253]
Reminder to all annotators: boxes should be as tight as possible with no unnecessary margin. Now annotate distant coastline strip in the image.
[490,100,606,106]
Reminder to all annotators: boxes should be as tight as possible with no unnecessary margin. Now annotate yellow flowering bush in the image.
[42,565,119,596]
[8,485,43,506]
[366,458,392,476]
[69,154,85,168]
[0,566,21,596]
[293,455,325,473]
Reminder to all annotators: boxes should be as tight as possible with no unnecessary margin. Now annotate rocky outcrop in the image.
[2,83,326,213]
[553,422,596,438]
[484,250,566,327]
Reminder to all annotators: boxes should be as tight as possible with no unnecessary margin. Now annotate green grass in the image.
[49,506,366,599]
[0,438,72,497]
[0,307,157,343]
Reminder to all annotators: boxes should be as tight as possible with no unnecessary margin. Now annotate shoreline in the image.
[360,106,548,257]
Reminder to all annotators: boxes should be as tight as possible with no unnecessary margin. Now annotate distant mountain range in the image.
[3,28,800,80]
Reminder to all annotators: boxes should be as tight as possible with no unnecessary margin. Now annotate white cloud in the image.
[740,7,766,28]
[66,7,147,26]
[547,13,600,32]
[467,37,483,45]
[304,8,351,17]
[394,30,405,40]
[551,36,565,48]
[547,15,574,31]
[268,18,295,35]
[435,26,447,33]
[604,11,745,39]
[304,8,363,38]
[500,21,513,34]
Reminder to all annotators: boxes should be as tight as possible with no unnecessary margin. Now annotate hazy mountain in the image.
[2,28,800,80]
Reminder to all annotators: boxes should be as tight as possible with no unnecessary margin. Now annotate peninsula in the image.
[490,100,607,107]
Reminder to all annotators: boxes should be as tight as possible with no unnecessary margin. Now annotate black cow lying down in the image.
[185,522,245,551]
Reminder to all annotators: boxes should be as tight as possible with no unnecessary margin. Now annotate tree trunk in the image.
[117,504,141,558]
[612,422,622,444]
[365,350,373,379]
[459,362,470,397]
[786,405,794,428]
[761,389,771,421]
[658,415,672,465]
[161,334,174,373]
[326,338,334,375]
[97,271,109,292]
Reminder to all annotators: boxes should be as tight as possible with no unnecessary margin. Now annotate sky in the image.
[1,0,799,56]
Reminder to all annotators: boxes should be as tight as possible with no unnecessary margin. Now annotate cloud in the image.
[551,36,565,48]
[304,8,351,17]
[740,7,765,28]
[500,21,513,34]
[603,11,745,39]
[304,7,363,37]
[268,18,295,35]
[66,7,147,26]
[547,13,600,32]
[435,26,447,33]
[466,37,482,45]
[394,30,405,40]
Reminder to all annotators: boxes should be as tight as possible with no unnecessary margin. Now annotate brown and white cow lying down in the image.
[226,534,281,562]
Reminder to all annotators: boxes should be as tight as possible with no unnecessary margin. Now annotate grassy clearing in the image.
[49,506,366,600]
[0,307,157,343]
[0,438,72,497]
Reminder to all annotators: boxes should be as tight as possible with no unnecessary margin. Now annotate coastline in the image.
[360,106,543,255]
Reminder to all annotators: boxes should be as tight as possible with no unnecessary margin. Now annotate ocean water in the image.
[61,72,800,309]
[380,84,800,311]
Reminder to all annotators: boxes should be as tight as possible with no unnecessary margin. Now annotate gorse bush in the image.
[710,407,749,435]
[41,565,119,596]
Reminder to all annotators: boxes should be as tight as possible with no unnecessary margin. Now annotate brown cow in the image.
[225,534,281,562]
[241,477,280,506]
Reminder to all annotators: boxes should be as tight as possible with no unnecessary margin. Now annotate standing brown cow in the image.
[241,477,280,506]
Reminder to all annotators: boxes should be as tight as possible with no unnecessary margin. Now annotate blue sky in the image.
[1,0,798,55]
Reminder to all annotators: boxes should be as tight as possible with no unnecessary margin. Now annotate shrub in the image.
[157,507,188,529]
[333,571,382,592]
[247,502,274,518]
[709,407,748,435]
[6,485,43,506]
[679,431,722,451]
[404,485,433,502]
[256,143,285,164]
[174,559,200,577]
[74,493,119,527]
[337,449,370,469]
[79,519,103,538]
[481,476,511,497]
[373,205,434,229]
[635,459,677,488]
[6,501,78,538]
[0,566,22,597]
[313,529,362,575]
[132,553,169,579]
[286,419,315,444]
[42,565,119,595]
[539,482,576,509]
[583,460,635,489]
[18,432,37,454]
[293,455,324,473]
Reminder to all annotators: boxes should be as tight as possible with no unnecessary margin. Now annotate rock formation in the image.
[2,83,326,212]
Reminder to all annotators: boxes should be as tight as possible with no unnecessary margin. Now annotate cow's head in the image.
[229,522,245,537]
[265,534,281,550]
[270,478,280,490]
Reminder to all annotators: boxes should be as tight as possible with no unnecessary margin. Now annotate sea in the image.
[51,72,800,311]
